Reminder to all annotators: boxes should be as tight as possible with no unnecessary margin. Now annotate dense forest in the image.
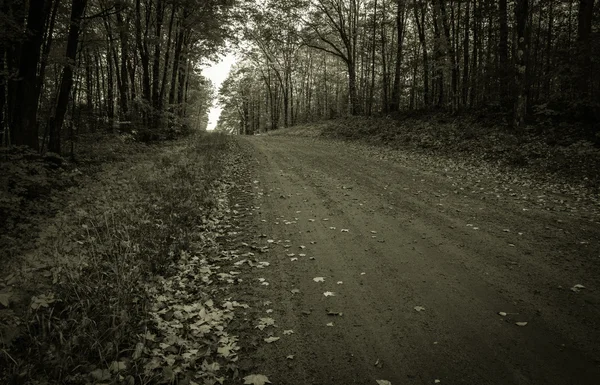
[0,0,599,150]
[217,0,599,138]
[0,0,235,154]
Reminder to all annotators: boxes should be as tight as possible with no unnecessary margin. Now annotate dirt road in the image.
[229,135,600,385]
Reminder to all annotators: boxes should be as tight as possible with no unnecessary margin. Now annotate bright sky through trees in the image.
[202,53,236,130]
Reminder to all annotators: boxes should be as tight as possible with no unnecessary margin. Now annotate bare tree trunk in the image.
[439,0,458,111]
[577,0,595,102]
[48,0,88,154]
[135,0,151,113]
[159,5,176,108]
[152,0,164,127]
[10,0,50,150]
[470,0,480,107]
[380,0,390,112]
[414,0,430,107]
[390,0,406,112]
[115,8,130,119]
[462,0,471,107]
[513,0,529,131]
[367,0,378,115]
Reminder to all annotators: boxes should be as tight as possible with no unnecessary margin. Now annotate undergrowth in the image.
[278,114,600,189]
[0,132,230,384]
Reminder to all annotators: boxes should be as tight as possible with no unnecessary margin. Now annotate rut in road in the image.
[231,135,600,385]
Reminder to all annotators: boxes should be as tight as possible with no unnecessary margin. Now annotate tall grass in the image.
[2,133,230,384]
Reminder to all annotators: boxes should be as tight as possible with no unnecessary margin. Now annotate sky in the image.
[202,53,237,131]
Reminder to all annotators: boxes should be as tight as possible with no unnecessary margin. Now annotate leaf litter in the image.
[243,374,272,385]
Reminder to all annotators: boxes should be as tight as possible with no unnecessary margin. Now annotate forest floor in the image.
[1,117,600,384]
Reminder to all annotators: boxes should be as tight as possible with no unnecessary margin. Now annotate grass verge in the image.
[268,114,600,189]
[0,132,236,384]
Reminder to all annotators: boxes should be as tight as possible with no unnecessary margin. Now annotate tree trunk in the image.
[0,46,5,143]
[380,0,390,112]
[135,0,151,111]
[169,16,185,106]
[414,0,429,107]
[10,0,50,150]
[48,0,88,154]
[152,0,164,126]
[390,0,406,112]
[348,60,360,115]
[115,8,130,119]
[577,0,595,101]
[498,0,509,106]
[159,5,176,107]
[439,0,458,111]
[462,0,471,107]
[432,1,444,107]
[544,0,554,97]
[470,0,480,107]
[37,0,58,111]
[368,0,378,115]
[513,0,529,131]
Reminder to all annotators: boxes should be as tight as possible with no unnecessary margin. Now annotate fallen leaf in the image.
[571,284,585,292]
[313,277,325,282]
[243,374,271,385]
[323,291,335,297]
[0,293,11,308]
[90,369,111,381]
[264,337,280,343]
[290,288,300,294]
[283,330,294,335]
[109,360,127,373]
[515,322,528,327]
[286,355,295,360]
[326,322,334,327]
[414,306,426,312]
